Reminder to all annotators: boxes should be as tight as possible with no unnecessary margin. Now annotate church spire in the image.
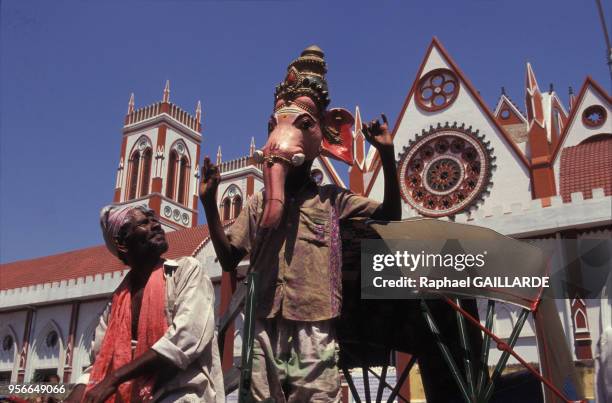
[127,93,135,114]
[163,80,170,103]
[216,146,222,165]
[249,137,256,157]
[526,62,540,92]
[195,100,202,122]
[568,86,576,111]
[525,62,544,126]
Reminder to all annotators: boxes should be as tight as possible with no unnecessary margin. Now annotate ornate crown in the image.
[274,45,331,116]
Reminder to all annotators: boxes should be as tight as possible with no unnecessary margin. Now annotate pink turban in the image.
[99,205,143,257]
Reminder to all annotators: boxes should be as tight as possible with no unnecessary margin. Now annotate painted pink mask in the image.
[253,45,355,228]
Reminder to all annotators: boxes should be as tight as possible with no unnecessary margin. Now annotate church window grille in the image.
[139,148,152,197]
[177,156,189,205]
[166,151,178,199]
[233,196,242,219]
[582,105,607,128]
[416,69,459,112]
[128,152,140,200]
[222,198,231,221]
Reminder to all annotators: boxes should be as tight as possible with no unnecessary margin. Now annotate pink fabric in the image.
[100,205,136,257]
[86,265,168,402]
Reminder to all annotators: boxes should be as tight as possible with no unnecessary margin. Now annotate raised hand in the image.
[362,113,393,152]
[198,156,221,205]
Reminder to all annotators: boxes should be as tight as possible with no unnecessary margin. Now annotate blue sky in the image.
[1,0,610,263]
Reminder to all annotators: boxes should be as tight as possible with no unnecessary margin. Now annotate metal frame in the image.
[339,295,583,403]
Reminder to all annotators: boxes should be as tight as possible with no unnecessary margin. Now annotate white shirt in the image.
[78,257,225,403]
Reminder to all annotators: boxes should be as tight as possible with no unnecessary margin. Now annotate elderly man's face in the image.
[121,209,168,261]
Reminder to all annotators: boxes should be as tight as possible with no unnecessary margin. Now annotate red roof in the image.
[559,137,612,202]
[0,224,210,291]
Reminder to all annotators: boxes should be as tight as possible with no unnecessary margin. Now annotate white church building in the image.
[1,38,610,401]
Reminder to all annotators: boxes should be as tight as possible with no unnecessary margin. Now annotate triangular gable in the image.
[494,94,527,125]
[365,37,530,199]
[313,155,346,188]
[551,76,612,166]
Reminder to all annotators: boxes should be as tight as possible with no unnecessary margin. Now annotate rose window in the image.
[582,105,607,128]
[416,69,460,112]
[398,123,495,217]
[425,158,462,192]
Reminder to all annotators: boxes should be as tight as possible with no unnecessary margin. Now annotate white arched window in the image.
[166,141,191,206]
[0,326,19,383]
[139,147,153,197]
[128,150,141,200]
[28,321,64,382]
[232,196,243,219]
[220,185,243,220]
[177,156,190,205]
[70,317,98,382]
[222,198,231,221]
[126,136,152,201]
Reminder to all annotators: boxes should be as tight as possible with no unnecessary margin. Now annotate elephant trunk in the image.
[260,161,289,229]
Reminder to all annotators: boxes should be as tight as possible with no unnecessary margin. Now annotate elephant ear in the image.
[321,108,354,165]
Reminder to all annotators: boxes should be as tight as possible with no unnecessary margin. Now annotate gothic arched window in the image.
[128,151,140,200]
[177,156,189,205]
[166,151,178,199]
[139,148,152,197]
[233,196,242,219]
[222,198,231,221]
[140,148,153,197]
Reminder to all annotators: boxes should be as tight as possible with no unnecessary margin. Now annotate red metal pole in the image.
[441,296,584,403]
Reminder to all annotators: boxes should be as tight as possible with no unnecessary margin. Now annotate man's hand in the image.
[62,384,86,403]
[198,156,221,205]
[82,374,118,403]
[362,113,394,153]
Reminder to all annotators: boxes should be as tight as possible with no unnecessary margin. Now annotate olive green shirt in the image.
[228,183,380,321]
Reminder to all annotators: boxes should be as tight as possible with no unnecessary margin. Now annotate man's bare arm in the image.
[363,114,402,221]
[199,157,246,271]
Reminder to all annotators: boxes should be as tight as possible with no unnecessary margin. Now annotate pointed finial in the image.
[526,62,539,91]
[548,83,554,94]
[128,93,135,114]
[163,80,170,103]
[195,100,202,122]
[354,106,362,138]
[216,146,222,165]
[501,86,506,95]
[568,86,576,110]
[249,137,256,157]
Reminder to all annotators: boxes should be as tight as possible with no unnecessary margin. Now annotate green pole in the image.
[238,272,258,403]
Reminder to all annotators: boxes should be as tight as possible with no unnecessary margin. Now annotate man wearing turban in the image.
[64,205,224,403]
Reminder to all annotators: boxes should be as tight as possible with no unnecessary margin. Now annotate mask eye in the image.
[298,116,315,131]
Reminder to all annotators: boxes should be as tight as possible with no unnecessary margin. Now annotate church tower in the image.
[113,81,202,231]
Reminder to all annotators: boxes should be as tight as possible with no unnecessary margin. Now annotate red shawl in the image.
[86,265,168,402]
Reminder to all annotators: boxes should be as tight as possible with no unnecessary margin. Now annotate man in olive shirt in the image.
[199,46,401,402]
